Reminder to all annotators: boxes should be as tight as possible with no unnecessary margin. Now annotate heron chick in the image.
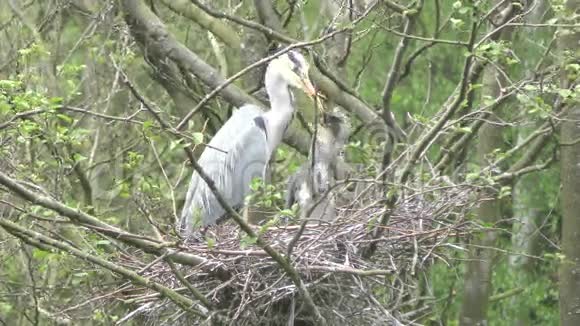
[180,50,316,237]
[285,109,350,222]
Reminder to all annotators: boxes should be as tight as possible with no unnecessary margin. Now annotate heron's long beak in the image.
[300,75,325,117]
[300,76,317,97]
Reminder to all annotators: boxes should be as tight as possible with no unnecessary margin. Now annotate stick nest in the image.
[120,182,476,325]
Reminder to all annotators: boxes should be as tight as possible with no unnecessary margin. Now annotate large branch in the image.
[397,3,521,184]
[0,218,212,319]
[188,0,386,131]
[253,0,283,33]
[0,171,215,269]
[363,2,522,258]
[123,1,255,107]
[121,0,311,152]
[379,2,423,176]
[122,4,326,321]
[158,0,240,48]
[381,6,421,115]
[434,86,515,173]
[360,1,424,258]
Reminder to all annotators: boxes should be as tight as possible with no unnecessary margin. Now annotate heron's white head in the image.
[267,50,316,97]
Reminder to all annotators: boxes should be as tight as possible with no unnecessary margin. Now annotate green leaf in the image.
[73,153,87,162]
[240,235,257,249]
[169,139,183,151]
[450,18,464,29]
[566,63,580,73]
[32,248,52,260]
[456,127,472,134]
[259,217,278,234]
[192,132,204,145]
[279,208,295,218]
[57,114,73,124]
[458,7,470,14]
[558,89,572,98]
[49,97,63,109]
[498,186,512,199]
[0,102,11,115]
[0,302,12,315]
[143,119,154,130]
[466,172,480,182]
[206,237,216,249]
[0,79,22,90]
[96,240,111,246]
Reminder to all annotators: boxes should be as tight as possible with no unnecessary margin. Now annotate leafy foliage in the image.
[0,0,570,324]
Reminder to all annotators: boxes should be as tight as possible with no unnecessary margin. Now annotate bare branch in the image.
[159,0,241,48]
[0,171,212,268]
[0,218,212,319]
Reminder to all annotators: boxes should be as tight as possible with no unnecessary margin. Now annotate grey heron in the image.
[285,109,350,222]
[180,50,316,236]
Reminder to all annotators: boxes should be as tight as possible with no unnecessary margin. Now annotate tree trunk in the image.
[509,0,548,270]
[458,1,521,321]
[459,25,508,326]
[559,1,580,325]
[509,7,549,324]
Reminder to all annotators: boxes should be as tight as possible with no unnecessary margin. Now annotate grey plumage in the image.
[180,105,268,235]
[286,110,350,222]
[179,50,316,237]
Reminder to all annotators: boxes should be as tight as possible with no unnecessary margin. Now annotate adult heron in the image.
[180,50,316,237]
[285,109,350,222]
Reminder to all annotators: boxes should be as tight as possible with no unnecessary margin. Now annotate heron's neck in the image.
[263,72,295,156]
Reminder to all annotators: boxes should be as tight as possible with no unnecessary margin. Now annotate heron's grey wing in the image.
[229,123,270,207]
[180,105,268,236]
[200,104,263,154]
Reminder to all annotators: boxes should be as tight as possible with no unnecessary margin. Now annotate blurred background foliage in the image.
[0,0,573,324]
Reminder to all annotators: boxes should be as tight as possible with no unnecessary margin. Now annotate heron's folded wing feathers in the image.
[180,105,268,235]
